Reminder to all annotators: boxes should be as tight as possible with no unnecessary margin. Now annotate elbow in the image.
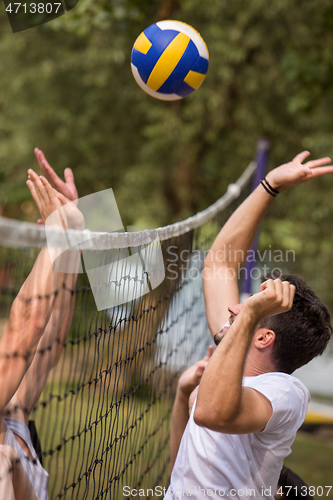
[193,405,219,429]
[193,404,238,431]
[203,252,229,275]
[193,406,205,427]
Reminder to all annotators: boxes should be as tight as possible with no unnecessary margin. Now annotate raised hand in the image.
[34,148,78,202]
[177,345,213,400]
[244,279,295,323]
[265,151,333,192]
[27,170,84,231]
[27,170,63,225]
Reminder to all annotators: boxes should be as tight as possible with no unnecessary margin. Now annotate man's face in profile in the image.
[214,304,242,346]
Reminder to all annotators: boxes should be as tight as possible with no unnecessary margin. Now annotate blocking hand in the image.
[34,148,78,202]
[27,170,84,231]
[265,151,333,192]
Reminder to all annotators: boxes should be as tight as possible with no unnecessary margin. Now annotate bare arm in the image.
[0,445,37,500]
[203,152,333,338]
[195,279,295,433]
[170,346,212,472]
[8,271,77,420]
[9,160,81,419]
[0,247,66,418]
[13,151,81,415]
[203,185,274,337]
[0,171,82,424]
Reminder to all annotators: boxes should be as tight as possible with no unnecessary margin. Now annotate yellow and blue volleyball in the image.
[131,20,209,101]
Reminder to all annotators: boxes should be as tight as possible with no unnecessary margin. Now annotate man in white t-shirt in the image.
[166,151,333,499]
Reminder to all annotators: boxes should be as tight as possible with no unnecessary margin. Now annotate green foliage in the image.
[1,0,333,310]
[285,430,333,487]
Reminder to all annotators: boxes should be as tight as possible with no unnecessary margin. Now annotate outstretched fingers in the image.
[34,148,78,201]
[295,153,333,174]
[34,147,43,170]
[293,151,311,164]
[265,150,333,193]
[27,169,48,205]
[34,148,61,190]
[27,176,48,223]
[39,175,57,202]
[293,153,333,181]
[26,179,39,208]
[55,191,70,206]
[27,169,64,224]
[64,168,75,187]
[308,165,333,178]
[304,156,332,169]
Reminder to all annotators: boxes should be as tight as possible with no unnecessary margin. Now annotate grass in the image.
[33,369,173,499]
[284,429,333,498]
[34,392,172,499]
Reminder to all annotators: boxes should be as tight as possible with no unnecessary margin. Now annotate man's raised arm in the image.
[195,279,295,434]
[203,151,333,338]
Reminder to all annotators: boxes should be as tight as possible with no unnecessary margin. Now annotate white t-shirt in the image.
[165,372,310,500]
[4,417,49,500]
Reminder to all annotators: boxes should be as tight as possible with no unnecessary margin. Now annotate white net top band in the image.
[0,162,255,249]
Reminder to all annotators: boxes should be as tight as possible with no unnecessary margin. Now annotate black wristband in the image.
[260,180,276,197]
[263,178,279,194]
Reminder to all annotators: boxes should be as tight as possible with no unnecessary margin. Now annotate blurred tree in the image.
[0,0,333,310]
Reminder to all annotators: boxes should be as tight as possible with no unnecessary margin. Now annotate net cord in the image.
[0,161,255,250]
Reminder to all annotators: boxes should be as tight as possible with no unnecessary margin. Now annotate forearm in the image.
[195,307,256,427]
[206,185,274,270]
[41,250,78,367]
[7,249,62,355]
[42,256,78,360]
[13,296,75,417]
[12,255,79,416]
[0,248,79,414]
[170,388,190,472]
[18,246,63,311]
[8,247,79,355]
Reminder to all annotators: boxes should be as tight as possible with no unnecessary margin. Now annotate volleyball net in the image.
[0,158,256,499]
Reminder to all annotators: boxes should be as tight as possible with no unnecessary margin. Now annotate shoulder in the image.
[244,372,310,402]
[244,372,310,433]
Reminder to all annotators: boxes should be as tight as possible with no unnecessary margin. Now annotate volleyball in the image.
[131,20,209,101]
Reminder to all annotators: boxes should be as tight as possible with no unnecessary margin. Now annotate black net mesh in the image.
[0,172,253,500]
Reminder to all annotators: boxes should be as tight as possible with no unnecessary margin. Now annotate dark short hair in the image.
[275,466,313,499]
[259,272,332,374]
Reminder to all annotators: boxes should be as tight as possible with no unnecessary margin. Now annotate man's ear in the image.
[254,328,276,349]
